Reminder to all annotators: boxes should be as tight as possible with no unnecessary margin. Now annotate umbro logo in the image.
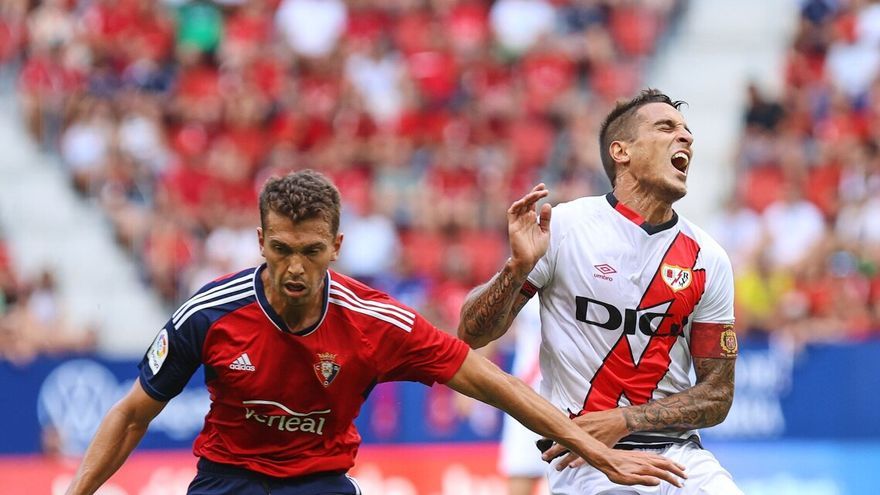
[230,353,256,371]
[593,264,616,281]
[594,264,616,275]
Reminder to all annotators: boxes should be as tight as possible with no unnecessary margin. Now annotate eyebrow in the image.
[271,239,326,251]
[269,239,327,250]
[654,118,691,134]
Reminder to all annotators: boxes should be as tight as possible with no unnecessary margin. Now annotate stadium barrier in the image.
[1,340,879,493]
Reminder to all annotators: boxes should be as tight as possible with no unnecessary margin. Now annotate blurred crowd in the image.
[0,232,95,365]
[5,0,875,354]
[713,0,880,346]
[1,0,683,333]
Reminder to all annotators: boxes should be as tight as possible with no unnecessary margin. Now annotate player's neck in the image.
[263,277,325,332]
[276,301,324,333]
[612,184,674,225]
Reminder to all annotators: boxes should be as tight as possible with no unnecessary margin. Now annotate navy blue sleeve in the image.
[138,313,207,402]
[137,267,257,401]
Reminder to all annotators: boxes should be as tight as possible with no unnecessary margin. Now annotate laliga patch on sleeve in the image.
[147,329,169,375]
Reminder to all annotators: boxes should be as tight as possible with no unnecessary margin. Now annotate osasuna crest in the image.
[314,352,341,387]
[661,263,692,292]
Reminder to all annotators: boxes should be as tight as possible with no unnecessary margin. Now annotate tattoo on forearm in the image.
[622,358,735,433]
[460,267,526,342]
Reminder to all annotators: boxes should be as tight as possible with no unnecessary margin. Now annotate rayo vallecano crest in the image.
[314,352,341,387]
[661,263,692,292]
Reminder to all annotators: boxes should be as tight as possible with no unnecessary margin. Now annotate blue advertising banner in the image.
[0,356,498,455]
[3,339,880,455]
[1,358,210,455]
[703,339,880,441]
[708,440,880,495]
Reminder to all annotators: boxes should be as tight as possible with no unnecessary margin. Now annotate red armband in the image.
[520,281,538,298]
[690,322,738,359]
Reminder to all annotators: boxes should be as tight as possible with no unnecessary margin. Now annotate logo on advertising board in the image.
[37,360,120,455]
[36,359,210,454]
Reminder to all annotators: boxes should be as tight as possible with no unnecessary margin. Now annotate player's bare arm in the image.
[616,321,739,434]
[459,277,532,349]
[65,381,167,495]
[446,349,687,488]
[458,184,551,348]
[542,322,737,466]
[622,356,735,434]
[543,357,735,467]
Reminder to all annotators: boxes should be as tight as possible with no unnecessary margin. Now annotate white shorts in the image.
[498,413,548,478]
[547,442,743,495]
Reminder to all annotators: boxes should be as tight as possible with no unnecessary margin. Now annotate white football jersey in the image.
[527,194,734,442]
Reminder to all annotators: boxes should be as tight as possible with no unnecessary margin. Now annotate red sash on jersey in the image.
[577,232,706,414]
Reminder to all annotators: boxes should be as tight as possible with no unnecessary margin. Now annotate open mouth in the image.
[284,281,307,294]
[671,151,690,174]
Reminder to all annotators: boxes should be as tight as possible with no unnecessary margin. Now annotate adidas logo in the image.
[229,353,256,372]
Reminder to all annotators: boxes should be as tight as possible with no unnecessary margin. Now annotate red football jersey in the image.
[139,266,469,477]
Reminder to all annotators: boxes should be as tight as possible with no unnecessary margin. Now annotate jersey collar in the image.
[253,264,330,336]
[605,193,679,235]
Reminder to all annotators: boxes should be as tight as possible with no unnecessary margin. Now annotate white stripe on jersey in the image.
[329,281,415,323]
[174,289,255,330]
[346,474,363,495]
[172,272,252,321]
[329,297,413,332]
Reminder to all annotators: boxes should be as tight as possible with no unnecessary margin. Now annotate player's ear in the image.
[610,141,629,165]
[257,227,265,258]
[330,233,343,261]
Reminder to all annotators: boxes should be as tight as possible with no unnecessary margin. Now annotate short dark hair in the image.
[259,170,341,235]
[598,89,687,186]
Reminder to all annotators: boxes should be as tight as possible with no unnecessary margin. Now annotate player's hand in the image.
[591,449,687,488]
[539,408,629,465]
[507,183,551,275]
[537,438,686,487]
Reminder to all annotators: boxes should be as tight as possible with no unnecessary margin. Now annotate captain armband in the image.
[690,322,738,359]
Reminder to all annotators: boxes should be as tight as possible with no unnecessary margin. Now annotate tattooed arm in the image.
[458,184,552,349]
[459,272,533,349]
[542,356,736,466]
[614,322,740,435]
[622,357,735,434]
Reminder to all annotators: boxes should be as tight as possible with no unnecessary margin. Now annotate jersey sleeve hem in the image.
[433,340,470,384]
[138,374,174,402]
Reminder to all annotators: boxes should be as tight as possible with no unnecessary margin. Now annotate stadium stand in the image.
[717,0,880,345]
[7,0,874,353]
[3,3,880,494]
[0,228,96,365]
[6,0,685,333]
